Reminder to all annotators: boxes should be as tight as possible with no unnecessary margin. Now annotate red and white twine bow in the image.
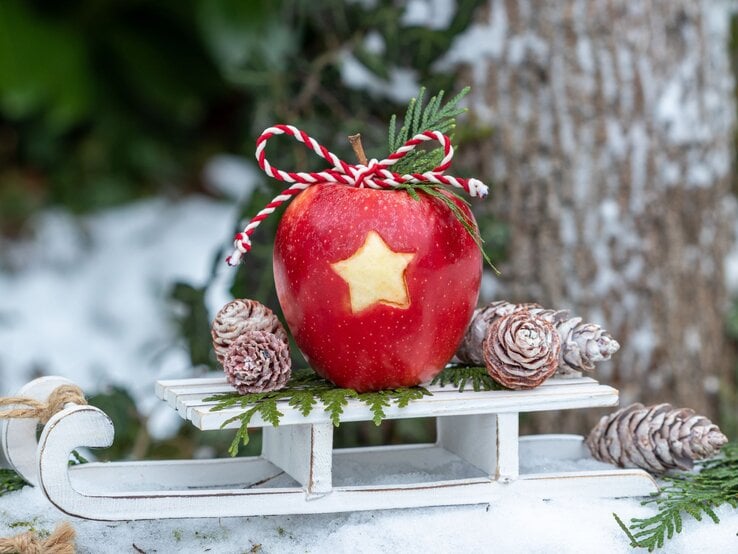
[226,124,489,266]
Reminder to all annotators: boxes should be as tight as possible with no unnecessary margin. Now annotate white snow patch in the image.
[202,154,260,201]
[605,119,626,158]
[575,36,594,74]
[684,326,701,354]
[0,196,238,426]
[436,0,508,69]
[703,375,721,394]
[363,31,385,55]
[401,0,455,30]
[558,208,578,248]
[628,122,649,212]
[340,52,418,103]
[727,200,738,296]
[479,270,500,303]
[147,403,187,441]
[629,323,655,370]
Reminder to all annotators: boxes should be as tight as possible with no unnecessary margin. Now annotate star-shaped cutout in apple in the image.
[330,231,415,313]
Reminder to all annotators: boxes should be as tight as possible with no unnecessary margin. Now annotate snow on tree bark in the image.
[444,0,736,430]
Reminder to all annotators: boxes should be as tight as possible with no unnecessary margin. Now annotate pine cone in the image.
[223,330,292,394]
[483,311,561,389]
[212,299,288,366]
[457,301,540,365]
[586,403,728,474]
[457,300,619,375]
[537,314,620,375]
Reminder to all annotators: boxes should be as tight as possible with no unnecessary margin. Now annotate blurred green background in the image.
[0,0,484,223]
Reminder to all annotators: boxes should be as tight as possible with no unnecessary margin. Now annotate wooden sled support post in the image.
[436,413,498,477]
[495,413,519,482]
[436,413,519,482]
[262,423,333,496]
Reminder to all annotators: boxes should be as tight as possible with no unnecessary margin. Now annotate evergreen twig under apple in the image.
[206,369,432,456]
[207,365,518,456]
[430,365,505,392]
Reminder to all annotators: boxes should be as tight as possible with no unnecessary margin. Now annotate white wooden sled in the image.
[2,374,658,521]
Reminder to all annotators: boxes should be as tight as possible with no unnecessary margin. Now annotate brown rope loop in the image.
[0,522,76,554]
[0,385,87,425]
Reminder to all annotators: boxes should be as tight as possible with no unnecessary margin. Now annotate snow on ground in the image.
[1,480,737,553]
[0,195,241,438]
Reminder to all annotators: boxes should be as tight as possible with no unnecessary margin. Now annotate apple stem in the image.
[348,134,368,165]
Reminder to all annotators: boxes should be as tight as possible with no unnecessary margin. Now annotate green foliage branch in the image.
[430,364,505,392]
[207,365,511,456]
[613,442,738,551]
[388,86,470,175]
[206,369,432,456]
[389,87,497,271]
[0,469,26,497]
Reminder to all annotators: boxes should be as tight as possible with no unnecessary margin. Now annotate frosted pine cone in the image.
[556,320,620,374]
[212,299,288,366]
[457,301,619,375]
[586,403,728,474]
[223,330,292,394]
[483,311,561,389]
[457,301,540,365]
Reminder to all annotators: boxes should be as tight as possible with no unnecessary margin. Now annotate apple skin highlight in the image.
[273,183,482,392]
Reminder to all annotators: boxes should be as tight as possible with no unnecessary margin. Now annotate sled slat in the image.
[156,375,598,405]
[175,382,616,430]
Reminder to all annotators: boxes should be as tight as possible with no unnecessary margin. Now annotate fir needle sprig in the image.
[613,442,738,551]
[205,369,431,456]
[389,87,469,175]
[431,365,506,392]
[0,469,26,496]
[387,87,497,272]
[208,365,510,457]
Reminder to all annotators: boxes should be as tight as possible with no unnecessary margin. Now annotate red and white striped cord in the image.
[226,124,489,266]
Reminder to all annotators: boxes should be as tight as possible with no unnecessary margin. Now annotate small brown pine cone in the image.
[457,301,541,365]
[212,299,288,366]
[223,330,292,394]
[483,311,561,389]
[585,402,728,474]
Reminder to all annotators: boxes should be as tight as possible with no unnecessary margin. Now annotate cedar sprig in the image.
[206,369,431,456]
[613,442,738,551]
[399,183,497,271]
[431,365,506,392]
[0,469,26,496]
[389,87,497,273]
[389,87,470,175]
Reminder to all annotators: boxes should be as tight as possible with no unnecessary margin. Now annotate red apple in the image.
[273,183,482,392]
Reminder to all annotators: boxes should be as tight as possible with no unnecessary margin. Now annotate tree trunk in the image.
[446,0,736,432]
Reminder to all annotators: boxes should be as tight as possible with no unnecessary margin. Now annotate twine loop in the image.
[226,124,489,266]
[0,522,76,554]
[0,385,87,425]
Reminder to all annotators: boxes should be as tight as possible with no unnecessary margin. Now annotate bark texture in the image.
[446,0,736,431]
